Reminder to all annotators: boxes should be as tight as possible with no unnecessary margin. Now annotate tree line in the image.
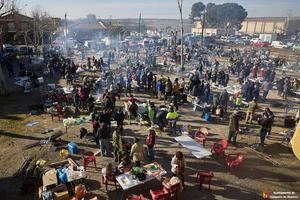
[190,1,248,31]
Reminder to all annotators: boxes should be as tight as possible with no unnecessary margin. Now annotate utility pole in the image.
[201,9,206,47]
[177,0,184,71]
[138,13,141,40]
[64,12,68,38]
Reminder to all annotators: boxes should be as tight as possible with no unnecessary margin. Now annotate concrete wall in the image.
[240,20,286,35]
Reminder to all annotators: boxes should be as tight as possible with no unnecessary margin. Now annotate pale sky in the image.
[17,0,300,19]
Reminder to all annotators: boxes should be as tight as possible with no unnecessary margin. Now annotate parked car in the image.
[271,41,288,49]
[286,42,294,48]
[235,38,250,45]
[225,36,236,43]
[3,44,16,53]
[250,38,261,44]
[241,35,251,40]
[292,44,300,51]
[19,46,29,55]
[254,41,271,47]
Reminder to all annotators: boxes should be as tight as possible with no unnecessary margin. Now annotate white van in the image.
[271,41,287,49]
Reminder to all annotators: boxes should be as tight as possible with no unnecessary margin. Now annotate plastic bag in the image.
[57,168,68,184]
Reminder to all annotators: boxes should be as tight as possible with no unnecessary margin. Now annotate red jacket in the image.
[93,120,100,134]
[146,131,156,147]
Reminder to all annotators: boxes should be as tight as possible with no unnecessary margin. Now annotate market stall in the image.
[39,158,87,200]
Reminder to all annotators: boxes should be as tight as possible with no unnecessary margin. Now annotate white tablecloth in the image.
[175,135,212,159]
[116,173,155,190]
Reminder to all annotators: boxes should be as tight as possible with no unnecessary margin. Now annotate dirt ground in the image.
[1,51,300,200]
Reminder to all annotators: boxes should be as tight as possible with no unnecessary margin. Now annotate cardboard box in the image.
[42,169,57,187]
[52,184,69,200]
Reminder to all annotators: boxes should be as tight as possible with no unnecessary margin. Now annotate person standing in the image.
[146,129,156,161]
[245,99,257,124]
[152,76,157,95]
[156,78,163,100]
[235,94,242,110]
[92,117,100,134]
[130,138,145,163]
[252,83,260,101]
[261,80,272,101]
[166,107,179,136]
[112,127,123,163]
[173,78,180,97]
[228,110,240,145]
[165,77,173,100]
[171,151,186,187]
[220,89,229,113]
[258,115,270,146]
[114,108,125,131]
[148,102,156,126]
[179,78,185,96]
[263,107,274,137]
[97,123,112,157]
[282,80,289,100]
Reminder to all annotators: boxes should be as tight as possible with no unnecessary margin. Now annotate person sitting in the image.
[118,155,134,173]
[102,162,113,176]
[215,105,224,117]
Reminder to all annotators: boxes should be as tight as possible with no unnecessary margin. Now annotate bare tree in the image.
[177,0,184,71]
[0,0,19,95]
[31,6,56,50]
[0,0,18,16]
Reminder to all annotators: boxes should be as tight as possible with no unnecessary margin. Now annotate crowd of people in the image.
[3,36,299,195]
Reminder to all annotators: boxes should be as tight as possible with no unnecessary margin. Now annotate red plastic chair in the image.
[102,174,118,191]
[128,194,145,200]
[81,151,96,170]
[162,181,181,200]
[150,187,170,200]
[225,153,244,170]
[51,104,64,120]
[194,128,208,146]
[211,139,228,158]
[195,171,214,192]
